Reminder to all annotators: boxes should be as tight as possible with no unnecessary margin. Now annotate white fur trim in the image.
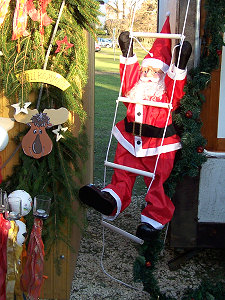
[167,64,187,81]
[141,214,164,229]
[112,126,136,156]
[141,58,169,73]
[120,54,138,65]
[101,188,122,221]
[112,125,182,157]
[166,11,170,17]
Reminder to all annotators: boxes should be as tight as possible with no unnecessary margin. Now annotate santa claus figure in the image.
[79,16,192,241]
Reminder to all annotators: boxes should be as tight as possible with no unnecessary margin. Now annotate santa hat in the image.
[141,13,172,73]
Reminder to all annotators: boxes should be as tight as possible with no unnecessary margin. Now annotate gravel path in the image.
[70,196,225,299]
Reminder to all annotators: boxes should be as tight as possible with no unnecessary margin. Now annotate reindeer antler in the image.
[14,108,69,126]
[0,117,14,131]
[14,108,39,124]
[43,108,69,126]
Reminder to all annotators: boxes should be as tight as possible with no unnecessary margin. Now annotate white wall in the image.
[158,0,177,33]
[198,158,225,223]
[217,34,225,138]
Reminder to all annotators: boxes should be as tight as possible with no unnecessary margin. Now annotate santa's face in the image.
[140,66,164,83]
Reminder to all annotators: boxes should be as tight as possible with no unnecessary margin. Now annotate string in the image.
[36,0,66,110]
[100,225,150,296]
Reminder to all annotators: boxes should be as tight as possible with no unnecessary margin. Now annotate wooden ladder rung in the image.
[130,32,185,40]
[105,161,155,178]
[101,220,144,244]
[117,97,172,109]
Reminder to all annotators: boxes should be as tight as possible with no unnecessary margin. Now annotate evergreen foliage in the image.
[134,0,225,297]
[0,0,100,258]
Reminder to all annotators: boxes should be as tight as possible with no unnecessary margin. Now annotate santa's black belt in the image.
[124,117,177,138]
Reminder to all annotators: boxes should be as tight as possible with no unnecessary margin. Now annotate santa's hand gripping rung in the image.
[104,161,155,178]
[117,97,173,109]
[130,32,185,40]
[101,220,144,244]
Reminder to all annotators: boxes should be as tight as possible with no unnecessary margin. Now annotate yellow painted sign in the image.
[17,69,71,91]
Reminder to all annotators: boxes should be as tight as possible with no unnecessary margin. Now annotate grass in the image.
[94,47,148,195]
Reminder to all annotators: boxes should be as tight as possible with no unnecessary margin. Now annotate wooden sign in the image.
[17,70,71,91]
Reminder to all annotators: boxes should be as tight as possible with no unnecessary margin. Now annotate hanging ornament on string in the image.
[52,124,68,142]
[55,35,74,53]
[14,107,69,159]
[7,190,32,218]
[11,101,31,115]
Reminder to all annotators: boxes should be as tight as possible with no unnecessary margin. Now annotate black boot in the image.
[79,184,117,216]
[136,223,160,241]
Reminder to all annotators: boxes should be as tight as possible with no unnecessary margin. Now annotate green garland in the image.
[133,0,225,298]
[0,0,100,259]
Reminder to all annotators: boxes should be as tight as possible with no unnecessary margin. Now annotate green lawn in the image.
[94,47,147,195]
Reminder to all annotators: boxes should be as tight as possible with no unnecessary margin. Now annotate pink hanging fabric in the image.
[20,218,45,300]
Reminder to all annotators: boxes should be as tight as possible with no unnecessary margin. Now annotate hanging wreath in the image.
[0,0,100,261]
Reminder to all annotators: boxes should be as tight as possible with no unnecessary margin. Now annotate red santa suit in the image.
[102,17,187,230]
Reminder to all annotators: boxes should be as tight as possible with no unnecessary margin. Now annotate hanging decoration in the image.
[11,101,31,115]
[17,69,71,91]
[14,107,69,159]
[7,190,32,217]
[52,124,68,142]
[20,218,45,300]
[12,0,30,40]
[0,0,11,27]
[6,220,19,299]
[0,214,11,300]
[55,35,74,53]
[27,0,53,35]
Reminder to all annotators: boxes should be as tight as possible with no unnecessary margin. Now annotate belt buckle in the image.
[132,122,142,136]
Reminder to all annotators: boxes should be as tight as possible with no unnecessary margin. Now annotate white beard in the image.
[126,77,165,101]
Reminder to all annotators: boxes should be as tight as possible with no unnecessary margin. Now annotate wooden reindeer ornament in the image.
[14,108,69,159]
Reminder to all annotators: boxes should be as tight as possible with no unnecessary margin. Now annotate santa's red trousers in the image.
[105,143,176,227]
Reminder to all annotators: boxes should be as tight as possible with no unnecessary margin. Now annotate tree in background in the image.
[105,0,157,47]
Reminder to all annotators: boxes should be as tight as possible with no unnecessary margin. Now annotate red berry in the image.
[145,261,151,267]
[197,146,204,153]
[185,110,193,118]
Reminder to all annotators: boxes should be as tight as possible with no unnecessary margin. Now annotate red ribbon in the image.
[0,156,2,184]
[20,218,45,300]
[0,214,11,300]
